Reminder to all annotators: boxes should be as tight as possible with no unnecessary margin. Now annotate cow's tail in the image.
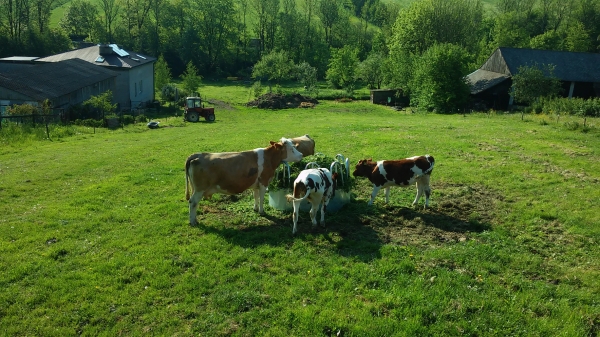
[424,155,435,174]
[286,187,311,203]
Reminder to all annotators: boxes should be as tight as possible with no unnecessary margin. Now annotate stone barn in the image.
[467,47,600,110]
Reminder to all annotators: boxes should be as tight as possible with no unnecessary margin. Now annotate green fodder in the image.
[270,153,355,192]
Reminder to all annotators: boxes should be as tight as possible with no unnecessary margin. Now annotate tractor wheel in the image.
[205,114,216,122]
[186,111,200,122]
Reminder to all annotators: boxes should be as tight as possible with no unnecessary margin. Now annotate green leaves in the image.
[511,64,561,105]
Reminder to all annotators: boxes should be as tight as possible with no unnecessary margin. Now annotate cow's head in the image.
[273,137,303,162]
[353,158,374,177]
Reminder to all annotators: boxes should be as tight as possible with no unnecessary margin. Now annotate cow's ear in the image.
[367,158,373,162]
[270,141,276,145]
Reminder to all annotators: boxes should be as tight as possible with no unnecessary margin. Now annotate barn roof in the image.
[36,44,156,69]
[0,59,118,101]
[466,69,510,94]
[468,47,600,94]
[482,47,600,82]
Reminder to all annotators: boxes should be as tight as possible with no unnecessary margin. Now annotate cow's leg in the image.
[412,182,424,206]
[309,201,319,228]
[369,185,382,205]
[253,185,267,214]
[189,191,204,225]
[292,200,300,235]
[422,175,432,208]
[320,198,328,228]
[384,187,391,203]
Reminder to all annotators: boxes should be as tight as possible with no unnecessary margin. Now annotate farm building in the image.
[370,89,409,107]
[35,44,156,110]
[467,47,600,110]
[0,58,117,115]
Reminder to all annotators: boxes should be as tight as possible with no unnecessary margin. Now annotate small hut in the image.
[370,89,408,107]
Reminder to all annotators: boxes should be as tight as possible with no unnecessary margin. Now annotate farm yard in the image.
[1,96,599,336]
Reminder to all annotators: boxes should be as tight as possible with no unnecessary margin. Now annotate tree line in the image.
[1,0,600,112]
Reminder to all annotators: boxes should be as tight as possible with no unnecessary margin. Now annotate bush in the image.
[135,114,148,123]
[538,97,600,117]
[122,115,134,125]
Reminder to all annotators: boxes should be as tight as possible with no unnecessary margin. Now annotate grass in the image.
[1,92,599,336]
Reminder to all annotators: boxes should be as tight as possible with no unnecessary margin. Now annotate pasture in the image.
[1,97,599,336]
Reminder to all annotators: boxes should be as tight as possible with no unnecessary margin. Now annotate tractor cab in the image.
[183,96,215,122]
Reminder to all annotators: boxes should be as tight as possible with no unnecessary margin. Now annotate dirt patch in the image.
[246,93,319,109]
[207,99,235,110]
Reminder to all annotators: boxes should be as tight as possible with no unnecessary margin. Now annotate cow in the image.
[353,155,435,208]
[185,138,303,225]
[286,168,338,235]
[290,134,315,157]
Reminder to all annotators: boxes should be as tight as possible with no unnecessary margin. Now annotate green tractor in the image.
[183,97,215,122]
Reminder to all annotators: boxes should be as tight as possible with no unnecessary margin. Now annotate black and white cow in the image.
[286,168,338,235]
[353,155,435,208]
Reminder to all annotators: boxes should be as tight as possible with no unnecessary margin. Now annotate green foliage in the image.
[154,55,172,95]
[296,62,318,91]
[269,153,354,193]
[251,81,265,99]
[252,50,296,90]
[58,0,98,39]
[84,90,117,116]
[135,114,148,123]
[511,64,562,105]
[181,62,203,96]
[390,0,483,55]
[161,83,179,102]
[410,43,471,113]
[7,104,38,116]
[357,52,385,89]
[535,97,600,117]
[325,45,359,89]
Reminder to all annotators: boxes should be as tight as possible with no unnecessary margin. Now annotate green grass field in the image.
[1,88,599,335]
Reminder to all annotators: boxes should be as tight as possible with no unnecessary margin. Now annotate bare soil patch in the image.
[246,93,319,109]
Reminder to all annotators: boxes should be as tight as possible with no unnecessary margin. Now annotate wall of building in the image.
[129,62,154,108]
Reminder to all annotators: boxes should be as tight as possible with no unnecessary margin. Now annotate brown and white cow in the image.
[286,168,338,235]
[290,134,315,157]
[185,138,303,225]
[353,155,435,208]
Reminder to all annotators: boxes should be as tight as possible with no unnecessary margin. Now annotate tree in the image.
[181,61,203,96]
[356,52,384,89]
[296,61,318,90]
[195,0,237,73]
[325,45,359,89]
[84,90,117,117]
[59,0,99,40]
[252,50,296,91]
[98,0,121,42]
[154,54,172,95]
[511,63,561,105]
[563,20,592,52]
[390,0,483,55]
[410,43,471,113]
[318,0,340,46]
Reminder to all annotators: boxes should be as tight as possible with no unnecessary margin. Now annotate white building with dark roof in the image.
[36,44,156,110]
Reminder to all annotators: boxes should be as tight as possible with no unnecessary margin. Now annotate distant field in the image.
[1,86,599,335]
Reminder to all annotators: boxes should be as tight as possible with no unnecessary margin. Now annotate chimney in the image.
[99,44,113,56]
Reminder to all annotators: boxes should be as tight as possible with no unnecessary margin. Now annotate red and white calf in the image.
[353,155,435,208]
[185,138,303,225]
[290,134,315,157]
[286,168,338,235]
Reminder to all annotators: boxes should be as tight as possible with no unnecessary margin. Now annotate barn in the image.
[467,47,600,110]
[370,89,409,107]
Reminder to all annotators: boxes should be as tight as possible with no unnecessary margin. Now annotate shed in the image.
[0,58,117,111]
[370,89,408,107]
[467,47,600,110]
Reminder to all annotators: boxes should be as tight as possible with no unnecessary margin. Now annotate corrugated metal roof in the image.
[35,44,155,69]
[0,59,118,101]
[488,47,600,82]
[466,69,510,94]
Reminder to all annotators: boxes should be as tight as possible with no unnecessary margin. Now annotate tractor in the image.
[183,97,215,122]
